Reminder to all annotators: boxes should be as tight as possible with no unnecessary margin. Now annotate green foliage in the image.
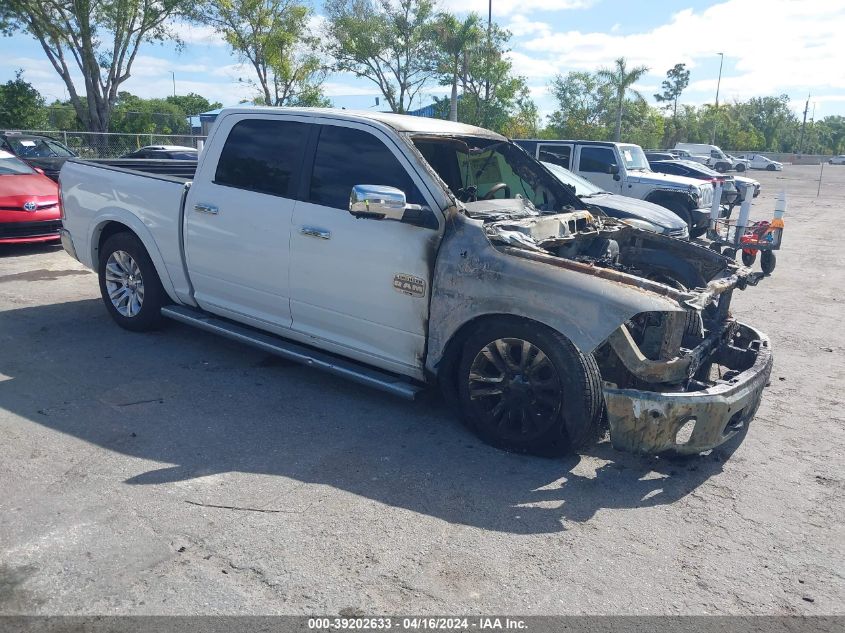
[432,12,482,122]
[110,92,190,134]
[654,63,690,117]
[325,0,438,113]
[0,70,47,129]
[547,71,612,139]
[596,57,649,142]
[199,0,329,107]
[0,0,193,131]
[165,93,222,115]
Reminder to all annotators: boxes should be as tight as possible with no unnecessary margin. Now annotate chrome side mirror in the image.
[349,185,407,221]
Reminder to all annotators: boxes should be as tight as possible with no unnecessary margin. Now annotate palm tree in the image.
[434,12,483,122]
[597,57,650,141]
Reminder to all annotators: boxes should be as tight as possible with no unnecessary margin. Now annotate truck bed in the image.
[59,159,193,303]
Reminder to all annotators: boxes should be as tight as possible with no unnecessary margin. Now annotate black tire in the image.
[760,250,776,274]
[456,318,603,457]
[98,232,166,331]
[736,163,746,172]
[766,164,776,171]
[664,199,693,232]
[722,247,737,260]
[741,250,757,267]
[715,163,727,173]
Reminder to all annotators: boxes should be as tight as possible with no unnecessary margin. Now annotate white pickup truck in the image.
[514,140,715,237]
[60,108,772,457]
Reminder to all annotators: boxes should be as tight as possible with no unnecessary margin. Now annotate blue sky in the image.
[1,0,844,122]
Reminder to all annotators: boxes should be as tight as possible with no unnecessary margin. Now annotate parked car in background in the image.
[644,152,676,163]
[542,161,689,239]
[121,145,199,160]
[60,108,773,457]
[0,132,77,182]
[668,148,694,160]
[647,159,740,206]
[829,155,845,165]
[0,150,61,244]
[515,139,715,236]
[739,154,783,171]
[725,153,750,172]
[674,143,733,173]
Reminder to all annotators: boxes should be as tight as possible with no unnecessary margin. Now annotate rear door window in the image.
[215,118,309,198]
[537,143,571,169]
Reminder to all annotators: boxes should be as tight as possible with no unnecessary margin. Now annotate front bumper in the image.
[0,219,62,243]
[603,322,772,455]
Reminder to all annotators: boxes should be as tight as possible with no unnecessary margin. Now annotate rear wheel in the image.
[736,163,746,172]
[98,232,166,331]
[457,319,603,457]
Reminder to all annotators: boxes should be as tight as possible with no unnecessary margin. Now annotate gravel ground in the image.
[0,165,843,615]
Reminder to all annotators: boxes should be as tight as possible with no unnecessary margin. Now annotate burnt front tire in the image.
[457,318,603,457]
[98,232,166,332]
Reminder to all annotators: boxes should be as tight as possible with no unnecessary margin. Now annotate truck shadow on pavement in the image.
[1,299,749,536]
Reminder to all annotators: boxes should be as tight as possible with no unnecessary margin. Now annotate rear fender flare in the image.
[90,210,179,304]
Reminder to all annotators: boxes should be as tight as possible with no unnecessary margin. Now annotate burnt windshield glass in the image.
[413,136,579,215]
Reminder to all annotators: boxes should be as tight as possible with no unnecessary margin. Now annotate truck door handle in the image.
[300,226,331,240]
[194,203,219,215]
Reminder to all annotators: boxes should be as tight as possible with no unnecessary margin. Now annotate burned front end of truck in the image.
[483,212,773,455]
[414,132,772,456]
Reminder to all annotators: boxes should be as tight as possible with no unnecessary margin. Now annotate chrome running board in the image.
[161,305,424,400]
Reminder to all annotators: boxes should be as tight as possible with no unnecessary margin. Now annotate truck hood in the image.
[626,170,706,191]
[581,193,687,230]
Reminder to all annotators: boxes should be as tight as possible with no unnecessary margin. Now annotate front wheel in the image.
[98,232,166,331]
[736,163,746,172]
[741,250,757,267]
[767,164,776,171]
[457,319,603,457]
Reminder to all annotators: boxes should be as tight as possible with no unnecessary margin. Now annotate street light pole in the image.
[711,52,723,144]
[171,71,176,98]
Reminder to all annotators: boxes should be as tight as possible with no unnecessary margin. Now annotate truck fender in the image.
[425,214,683,377]
[644,189,695,210]
[89,209,180,304]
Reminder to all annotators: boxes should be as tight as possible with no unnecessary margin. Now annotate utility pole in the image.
[482,0,491,127]
[171,71,176,98]
[799,93,810,155]
[711,52,724,144]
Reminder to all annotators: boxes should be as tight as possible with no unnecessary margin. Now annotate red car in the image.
[0,150,61,244]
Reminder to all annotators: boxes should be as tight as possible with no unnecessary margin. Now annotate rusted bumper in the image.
[603,322,772,455]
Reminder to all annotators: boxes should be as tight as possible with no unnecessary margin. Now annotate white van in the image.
[674,143,733,172]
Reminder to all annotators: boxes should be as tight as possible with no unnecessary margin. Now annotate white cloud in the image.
[505,15,552,38]
[171,22,226,47]
[515,0,845,106]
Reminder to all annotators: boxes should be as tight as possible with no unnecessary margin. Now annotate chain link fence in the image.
[5,129,207,159]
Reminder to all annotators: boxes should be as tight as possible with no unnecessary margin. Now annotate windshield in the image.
[6,137,75,158]
[542,161,604,196]
[0,151,36,175]
[413,136,577,215]
[618,144,650,170]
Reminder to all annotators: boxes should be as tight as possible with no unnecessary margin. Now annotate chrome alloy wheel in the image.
[104,250,144,317]
[467,338,562,441]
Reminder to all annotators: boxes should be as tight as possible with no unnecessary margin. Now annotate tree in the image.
[547,71,612,139]
[198,0,329,107]
[166,93,222,116]
[0,0,192,132]
[596,57,649,142]
[817,115,845,154]
[111,92,190,134]
[654,63,689,118]
[744,95,797,150]
[0,70,47,129]
[325,0,438,113]
[433,12,482,122]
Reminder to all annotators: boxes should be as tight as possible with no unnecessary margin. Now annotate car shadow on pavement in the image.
[1,298,747,536]
[0,243,63,258]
